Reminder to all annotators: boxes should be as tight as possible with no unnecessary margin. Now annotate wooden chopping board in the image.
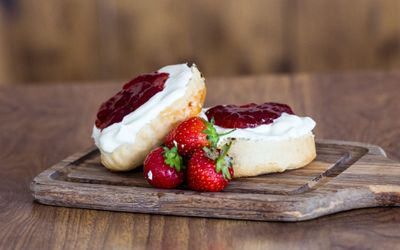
[30,139,400,222]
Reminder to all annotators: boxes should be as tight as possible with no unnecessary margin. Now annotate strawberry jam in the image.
[95,72,169,130]
[205,103,294,129]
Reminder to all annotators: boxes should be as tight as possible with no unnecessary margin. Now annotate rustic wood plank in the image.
[294,0,400,72]
[30,139,400,221]
[3,0,400,83]
[0,8,12,84]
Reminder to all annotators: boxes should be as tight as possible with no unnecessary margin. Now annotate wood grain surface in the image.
[2,0,400,84]
[1,72,400,249]
[31,140,400,221]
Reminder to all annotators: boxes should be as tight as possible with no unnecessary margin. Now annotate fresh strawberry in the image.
[165,117,233,157]
[143,146,184,189]
[164,117,208,156]
[187,143,234,192]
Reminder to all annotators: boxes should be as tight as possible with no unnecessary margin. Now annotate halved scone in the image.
[202,103,317,177]
[92,63,206,171]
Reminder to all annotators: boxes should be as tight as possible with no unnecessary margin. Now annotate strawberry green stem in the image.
[202,117,235,149]
[217,129,236,137]
[163,146,184,172]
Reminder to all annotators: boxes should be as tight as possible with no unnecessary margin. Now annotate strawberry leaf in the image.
[216,158,223,173]
[202,117,235,150]
[215,142,233,180]
[202,146,219,160]
[221,166,231,180]
[163,146,184,172]
[202,118,219,149]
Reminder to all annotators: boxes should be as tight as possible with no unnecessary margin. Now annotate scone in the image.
[201,103,316,177]
[92,63,206,171]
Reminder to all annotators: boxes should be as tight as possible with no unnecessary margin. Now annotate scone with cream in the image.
[201,103,316,177]
[92,63,206,171]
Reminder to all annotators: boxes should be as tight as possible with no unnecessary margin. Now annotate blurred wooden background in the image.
[1,0,400,84]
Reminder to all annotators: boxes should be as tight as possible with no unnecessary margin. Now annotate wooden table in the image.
[1,72,400,249]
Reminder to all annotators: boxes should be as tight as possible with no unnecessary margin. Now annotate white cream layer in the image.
[200,110,316,146]
[92,63,194,153]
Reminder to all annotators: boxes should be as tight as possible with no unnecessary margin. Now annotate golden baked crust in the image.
[100,66,206,171]
[227,134,316,177]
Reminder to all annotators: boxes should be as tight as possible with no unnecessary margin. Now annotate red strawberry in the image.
[143,146,184,189]
[165,117,233,157]
[187,143,234,192]
[164,117,207,156]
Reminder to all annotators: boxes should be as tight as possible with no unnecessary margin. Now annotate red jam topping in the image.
[205,102,294,129]
[95,72,169,130]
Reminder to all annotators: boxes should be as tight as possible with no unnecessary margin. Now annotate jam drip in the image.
[95,72,169,130]
[205,103,294,129]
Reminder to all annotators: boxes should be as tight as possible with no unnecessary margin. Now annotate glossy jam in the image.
[95,72,169,130]
[205,103,294,129]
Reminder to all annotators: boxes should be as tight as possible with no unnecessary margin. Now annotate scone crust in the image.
[227,134,316,177]
[100,66,206,171]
